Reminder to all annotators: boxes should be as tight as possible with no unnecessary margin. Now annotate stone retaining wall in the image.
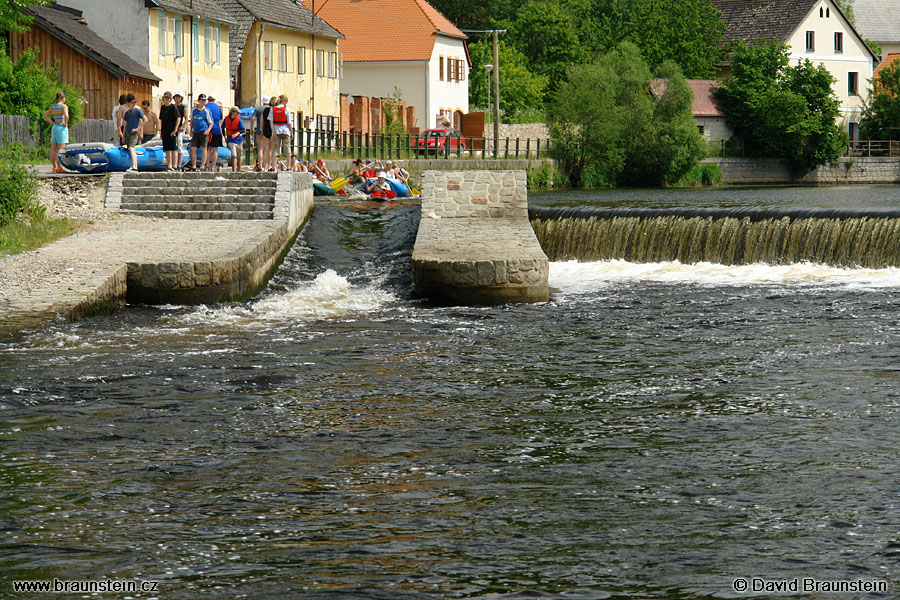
[704,157,900,185]
[412,170,549,305]
[119,172,314,304]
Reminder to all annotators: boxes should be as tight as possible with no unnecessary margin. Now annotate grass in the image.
[0,217,82,257]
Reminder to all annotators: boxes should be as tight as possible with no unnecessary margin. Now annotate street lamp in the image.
[484,64,493,151]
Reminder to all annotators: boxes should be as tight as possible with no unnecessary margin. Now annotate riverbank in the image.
[0,172,312,337]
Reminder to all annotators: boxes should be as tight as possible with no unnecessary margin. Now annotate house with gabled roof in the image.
[712,0,879,139]
[59,0,235,108]
[854,0,900,58]
[304,0,469,130]
[8,3,161,120]
[222,0,344,131]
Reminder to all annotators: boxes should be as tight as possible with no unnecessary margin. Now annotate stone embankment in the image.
[412,170,549,305]
[0,171,313,337]
[705,156,900,185]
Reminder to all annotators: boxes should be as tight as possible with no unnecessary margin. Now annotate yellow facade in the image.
[148,8,233,110]
[239,22,340,125]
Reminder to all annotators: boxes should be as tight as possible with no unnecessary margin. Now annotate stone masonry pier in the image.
[412,170,549,305]
[0,171,313,337]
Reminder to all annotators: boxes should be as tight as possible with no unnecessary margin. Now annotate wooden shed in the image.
[8,4,160,120]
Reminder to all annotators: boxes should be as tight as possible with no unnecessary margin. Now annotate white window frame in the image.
[215,24,221,66]
[849,71,859,96]
[158,12,167,56]
[297,46,306,75]
[329,51,337,78]
[316,49,325,77]
[174,17,183,59]
[264,41,273,71]
[192,20,200,63]
[279,43,287,72]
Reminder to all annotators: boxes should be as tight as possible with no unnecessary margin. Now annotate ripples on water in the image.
[2,190,900,599]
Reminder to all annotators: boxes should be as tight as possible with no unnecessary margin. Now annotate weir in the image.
[530,206,900,269]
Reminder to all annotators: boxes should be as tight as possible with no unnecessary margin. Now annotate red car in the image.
[415,128,466,156]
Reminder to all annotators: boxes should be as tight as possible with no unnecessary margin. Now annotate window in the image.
[174,17,183,58]
[204,22,212,64]
[439,56,444,81]
[827,7,830,17]
[316,49,325,77]
[459,59,466,81]
[805,31,815,52]
[215,24,221,65]
[158,12,167,55]
[329,51,337,78]
[192,19,200,62]
[264,41,273,71]
[819,7,823,17]
[279,43,287,72]
[849,71,859,95]
[835,31,843,53]
[297,46,306,74]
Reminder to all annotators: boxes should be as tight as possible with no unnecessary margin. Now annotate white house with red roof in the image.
[305,0,469,130]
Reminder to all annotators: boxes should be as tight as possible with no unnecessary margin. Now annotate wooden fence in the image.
[0,114,117,146]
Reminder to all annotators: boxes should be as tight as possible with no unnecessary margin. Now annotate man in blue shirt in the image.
[119,93,146,171]
[206,95,224,171]
[189,94,213,171]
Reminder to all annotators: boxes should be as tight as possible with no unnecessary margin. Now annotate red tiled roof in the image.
[650,79,725,117]
[875,53,900,76]
[303,0,466,62]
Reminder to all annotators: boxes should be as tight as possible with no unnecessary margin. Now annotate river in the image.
[2,186,899,599]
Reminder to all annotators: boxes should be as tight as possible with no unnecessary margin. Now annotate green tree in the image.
[504,0,585,98]
[0,0,50,33]
[548,42,704,187]
[426,0,517,30]
[468,40,547,120]
[0,41,84,132]
[566,0,726,79]
[715,40,847,175]
[860,59,900,140]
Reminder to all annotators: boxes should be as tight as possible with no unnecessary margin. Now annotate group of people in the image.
[250,95,295,172]
[111,91,246,172]
[45,91,413,189]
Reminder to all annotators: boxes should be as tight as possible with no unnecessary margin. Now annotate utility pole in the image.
[462,29,505,158]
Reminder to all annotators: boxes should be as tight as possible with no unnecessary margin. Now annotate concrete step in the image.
[122,186,277,196]
[124,172,278,181]
[121,202,274,212]
[118,209,274,220]
[121,195,274,205]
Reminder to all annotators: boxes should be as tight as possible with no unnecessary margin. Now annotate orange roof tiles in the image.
[303,0,466,62]
[875,53,900,77]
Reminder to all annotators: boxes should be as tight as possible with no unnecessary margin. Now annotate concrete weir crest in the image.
[412,170,550,305]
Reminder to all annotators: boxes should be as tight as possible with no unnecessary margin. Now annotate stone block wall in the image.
[704,157,900,185]
[413,170,548,305]
[421,170,528,219]
[484,123,549,141]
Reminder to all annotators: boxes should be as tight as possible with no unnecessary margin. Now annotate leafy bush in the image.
[0,142,41,225]
[0,40,84,143]
[700,163,722,186]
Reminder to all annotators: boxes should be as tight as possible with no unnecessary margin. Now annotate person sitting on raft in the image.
[349,158,366,183]
[364,171,392,195]
[290,155,307,172]
[313,158,330,183]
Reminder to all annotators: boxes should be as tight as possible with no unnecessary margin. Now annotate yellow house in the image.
[61,0,235,110]
[148,3,235,108]
[222,0,344,130]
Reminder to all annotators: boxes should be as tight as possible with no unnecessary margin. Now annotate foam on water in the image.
[179,269,396,328]
[550,259,900,294]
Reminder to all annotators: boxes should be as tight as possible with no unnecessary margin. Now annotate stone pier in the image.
[411,170,549,305]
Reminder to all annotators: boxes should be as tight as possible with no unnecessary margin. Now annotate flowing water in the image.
[2,187,900,599]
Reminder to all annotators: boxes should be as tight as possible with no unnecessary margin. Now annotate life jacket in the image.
[272,105,288,126]
[223,115,242,136]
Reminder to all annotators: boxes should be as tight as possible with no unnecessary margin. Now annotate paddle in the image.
[331,176,349,191]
